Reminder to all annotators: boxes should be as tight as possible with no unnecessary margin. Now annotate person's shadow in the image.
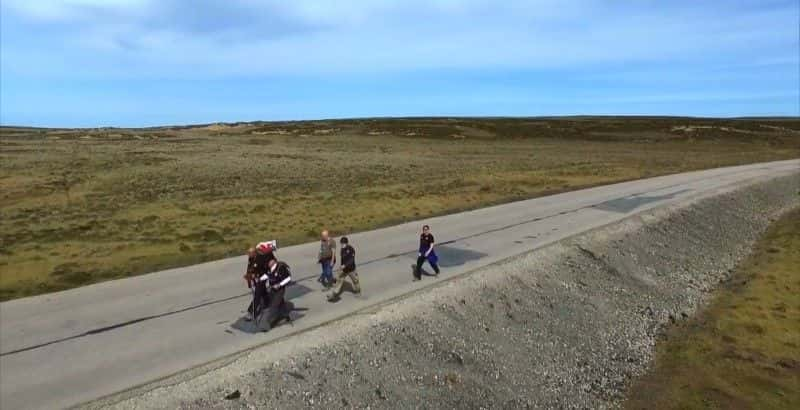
[411,245,489,276]
[326,280,363,302]
[230,282,312,334]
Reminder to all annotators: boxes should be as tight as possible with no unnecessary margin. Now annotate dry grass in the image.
[625,207,800,410]
[1,117,799,300]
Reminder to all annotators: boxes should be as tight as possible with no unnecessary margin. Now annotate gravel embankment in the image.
[102,174,799,410]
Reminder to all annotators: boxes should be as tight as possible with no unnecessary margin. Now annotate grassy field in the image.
[1,117,799,301]
[625,207,800,409]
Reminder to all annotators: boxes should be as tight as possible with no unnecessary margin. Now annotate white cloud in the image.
[1,1,797,79]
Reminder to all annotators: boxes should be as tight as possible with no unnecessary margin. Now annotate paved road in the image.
[1,159,797,410]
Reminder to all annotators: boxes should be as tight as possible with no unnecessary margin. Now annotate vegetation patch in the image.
[625,207,800,410]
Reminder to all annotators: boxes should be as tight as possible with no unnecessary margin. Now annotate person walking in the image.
[327,236,361,301]
[243,247,258,288]
[245,242,276,321]
[318,230,337,287]
[243,247,261,320]
[260,257,293,330]
[413,224,440,280]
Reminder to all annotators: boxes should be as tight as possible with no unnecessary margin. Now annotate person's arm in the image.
[244,261,254,287]
[274,266,291,289]
[331,240,337,265]
[275,275,291,289]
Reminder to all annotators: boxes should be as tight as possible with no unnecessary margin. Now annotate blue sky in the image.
[1,0,798,127]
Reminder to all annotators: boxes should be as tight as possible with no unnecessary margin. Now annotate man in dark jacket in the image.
[260,258,293,330]
[327,236,361,301]
[245,242,277,321]
[244,248,269,321]
[244,247,258,287]
[243,247,260,319]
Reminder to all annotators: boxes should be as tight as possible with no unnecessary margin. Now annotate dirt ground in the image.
[2,117,799,300]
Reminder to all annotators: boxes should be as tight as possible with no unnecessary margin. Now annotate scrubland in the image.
[1,117,798,300]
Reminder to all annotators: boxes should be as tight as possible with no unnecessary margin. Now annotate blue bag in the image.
[426,249,439,264]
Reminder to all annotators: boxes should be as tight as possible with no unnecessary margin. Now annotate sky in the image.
[1,0,798,127]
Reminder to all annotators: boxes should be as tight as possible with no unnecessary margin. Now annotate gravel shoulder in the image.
[94,173,800,410]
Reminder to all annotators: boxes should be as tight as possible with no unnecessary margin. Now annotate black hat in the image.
[340,236,349,244]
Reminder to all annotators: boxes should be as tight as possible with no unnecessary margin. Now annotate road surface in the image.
[1,159,798,410]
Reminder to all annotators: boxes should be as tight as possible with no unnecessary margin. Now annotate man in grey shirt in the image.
[318,230,336,287]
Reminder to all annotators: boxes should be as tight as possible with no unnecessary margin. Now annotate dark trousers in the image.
[415,255,440,278]
[262,286,290,326]
[249,281,270,317]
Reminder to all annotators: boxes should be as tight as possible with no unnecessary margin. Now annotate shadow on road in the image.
[592,189,691,213]
[230,283,312,334]
[430,245,488,268]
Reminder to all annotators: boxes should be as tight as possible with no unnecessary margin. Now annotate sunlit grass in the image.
[625,207,800,409]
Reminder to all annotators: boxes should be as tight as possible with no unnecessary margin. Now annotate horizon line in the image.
[3,114,799,130]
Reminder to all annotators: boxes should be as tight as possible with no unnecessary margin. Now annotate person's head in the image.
[321,230,329,240]
[340,236,349,245]
[247,247,256,258]
[422,224,430,234]
[256,241,274,255]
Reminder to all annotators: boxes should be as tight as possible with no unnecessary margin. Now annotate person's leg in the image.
[430,260,440,275]
[245,294,255,320]
[265,284,274,315]
[253,282,268,319]
[414,255,425,278]
[330,269,346,298]
[349,271,361,293]
[324,260,334,285]
[265,287,287,326]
